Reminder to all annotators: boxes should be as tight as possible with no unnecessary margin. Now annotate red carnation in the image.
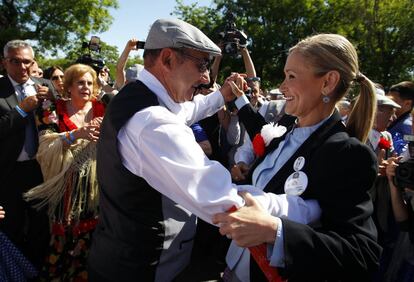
[378,137,391,150]
[252,133,266,157]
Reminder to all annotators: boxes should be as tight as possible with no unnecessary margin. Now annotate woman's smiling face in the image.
[279,51,328,126]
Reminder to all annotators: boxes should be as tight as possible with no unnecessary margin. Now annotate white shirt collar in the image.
[139,69,182,114]
[139,69,197,122]
[8,75,35,88]
[368,129,382,150]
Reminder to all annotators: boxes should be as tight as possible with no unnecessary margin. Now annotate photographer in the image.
[76,36,117,104]
[382,154,414,281]
[386,158,413,237]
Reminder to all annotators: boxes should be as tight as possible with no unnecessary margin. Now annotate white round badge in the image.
[284,171,308,196]
[293,156,305,171]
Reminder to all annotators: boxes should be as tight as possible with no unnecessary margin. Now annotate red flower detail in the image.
[252,133,266,157]
[378,137,391,150]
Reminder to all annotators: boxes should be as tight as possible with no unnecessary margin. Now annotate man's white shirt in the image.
[117,69,321,279]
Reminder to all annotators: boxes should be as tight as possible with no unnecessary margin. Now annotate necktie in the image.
[19,84,38,158]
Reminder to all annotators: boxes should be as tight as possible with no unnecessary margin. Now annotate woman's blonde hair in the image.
[289,34,376,143]
[63,64,99,99]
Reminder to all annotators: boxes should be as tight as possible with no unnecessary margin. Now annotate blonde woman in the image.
[213,34,381,281]
[26,64,105,281]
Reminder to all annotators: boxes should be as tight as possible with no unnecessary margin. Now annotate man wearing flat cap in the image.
[89,18,278,281]
[367,87,401,155]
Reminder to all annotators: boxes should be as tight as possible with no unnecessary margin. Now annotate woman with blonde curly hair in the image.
[25,63,105,281]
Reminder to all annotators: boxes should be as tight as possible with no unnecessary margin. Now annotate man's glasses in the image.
[6,57,34,67]
[176,51,212,73]
[51,75,64,81]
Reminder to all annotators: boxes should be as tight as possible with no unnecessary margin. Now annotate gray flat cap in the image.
[145,18,221,56]
[377,94,401,108]
[375,86,401,108]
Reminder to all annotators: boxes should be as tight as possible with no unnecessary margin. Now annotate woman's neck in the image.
[297,106,335,128]
[70,99,90,112]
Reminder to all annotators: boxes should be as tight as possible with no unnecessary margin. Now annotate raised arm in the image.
[114,39,139,90]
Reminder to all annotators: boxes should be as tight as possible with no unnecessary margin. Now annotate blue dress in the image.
[0,231,38,281]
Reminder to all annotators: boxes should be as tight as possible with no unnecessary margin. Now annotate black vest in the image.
[89,81,196,281]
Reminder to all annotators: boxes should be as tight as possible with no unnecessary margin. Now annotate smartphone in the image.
[136,41,145,49]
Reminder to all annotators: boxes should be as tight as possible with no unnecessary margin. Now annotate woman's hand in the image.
[220,73,247,102]
[90,116,103,127]
[212,192,278,247]
[73,117,102,142]
[228,73,248,98]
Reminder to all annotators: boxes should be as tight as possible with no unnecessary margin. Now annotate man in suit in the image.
[0,39,50,270]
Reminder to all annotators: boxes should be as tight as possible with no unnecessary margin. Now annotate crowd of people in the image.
[0,17,413,282]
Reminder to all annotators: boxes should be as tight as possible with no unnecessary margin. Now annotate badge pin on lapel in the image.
[284,156,308,196]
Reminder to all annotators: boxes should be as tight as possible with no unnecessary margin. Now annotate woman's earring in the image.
[322,95,330,103]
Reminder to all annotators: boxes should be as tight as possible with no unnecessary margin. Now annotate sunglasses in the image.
[6,57,34,67]
[176,51,212,73]
[51,75,64,81]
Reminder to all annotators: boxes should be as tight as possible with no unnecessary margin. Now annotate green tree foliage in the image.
[174,0,414,88]
[0,0,119,56]
[329,0,414,85]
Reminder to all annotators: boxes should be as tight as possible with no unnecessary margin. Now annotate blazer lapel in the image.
[5,92,18,108]
[1,76,18,108]
[263,111,344,194]
[246,115,296,183]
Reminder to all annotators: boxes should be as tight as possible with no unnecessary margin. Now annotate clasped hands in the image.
[220,73,249,102]
[73,117,103,142]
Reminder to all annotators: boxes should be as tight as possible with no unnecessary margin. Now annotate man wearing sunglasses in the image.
[0,39,51,273]
[90,18,278,281]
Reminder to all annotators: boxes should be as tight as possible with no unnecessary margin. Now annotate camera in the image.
[76,36,106,74]
[219,11,248,57]
[394,135,414,190]
[136,41,145,49]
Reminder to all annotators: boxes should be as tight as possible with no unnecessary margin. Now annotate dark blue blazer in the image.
[238,104,382,281]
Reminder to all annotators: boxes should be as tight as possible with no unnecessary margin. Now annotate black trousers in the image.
[0,160,50,270]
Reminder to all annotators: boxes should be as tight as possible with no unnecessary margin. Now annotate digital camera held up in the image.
[394,135,414,190]
[76,36,106,74]
[219,11,248,57]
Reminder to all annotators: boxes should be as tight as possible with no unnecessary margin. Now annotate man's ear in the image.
[403,98,413,110]
[160,48,173,71]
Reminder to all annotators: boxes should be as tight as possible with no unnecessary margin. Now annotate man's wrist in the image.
[15,105,28,117]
